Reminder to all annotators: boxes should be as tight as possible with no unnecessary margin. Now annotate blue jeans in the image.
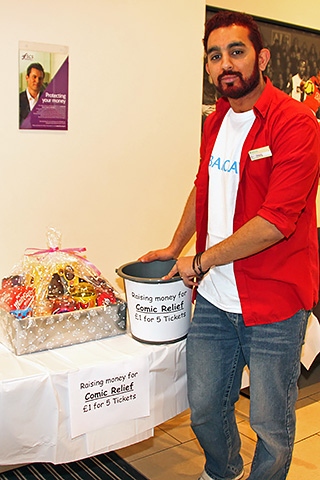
[186,294,309,480]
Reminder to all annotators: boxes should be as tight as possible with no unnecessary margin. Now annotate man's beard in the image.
[215,58,260,99]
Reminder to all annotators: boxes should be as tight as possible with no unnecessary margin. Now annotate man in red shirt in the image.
[140,11,320,480]
[301,66,320,117]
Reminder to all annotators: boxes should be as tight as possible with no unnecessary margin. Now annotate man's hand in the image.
[139,250,201,288]
[162,256,201,288]
[138,247,176,263]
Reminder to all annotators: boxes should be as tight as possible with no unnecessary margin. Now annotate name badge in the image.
[249,146,272,161]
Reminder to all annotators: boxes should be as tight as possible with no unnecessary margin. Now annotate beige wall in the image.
[0,0,205,289]
[0,0,319,292]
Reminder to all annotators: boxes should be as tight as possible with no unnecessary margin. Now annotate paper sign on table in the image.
[68,355,150,438]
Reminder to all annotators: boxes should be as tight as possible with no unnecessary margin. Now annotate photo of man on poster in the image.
[19,62,46,126]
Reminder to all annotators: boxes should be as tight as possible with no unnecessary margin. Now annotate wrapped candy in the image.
[0,228,126,355]
[0,228,118,318]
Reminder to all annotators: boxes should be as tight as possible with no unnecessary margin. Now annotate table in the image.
[0,334,188,466]
[1,315,319,467]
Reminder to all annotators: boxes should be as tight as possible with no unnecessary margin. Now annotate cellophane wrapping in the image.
[0,228,126,354]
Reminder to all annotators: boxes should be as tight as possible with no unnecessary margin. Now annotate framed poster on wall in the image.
[19,41,69,131]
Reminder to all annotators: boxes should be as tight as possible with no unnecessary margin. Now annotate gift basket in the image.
[0,228,126,355]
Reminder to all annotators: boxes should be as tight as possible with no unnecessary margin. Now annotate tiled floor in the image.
[117,382,320,480]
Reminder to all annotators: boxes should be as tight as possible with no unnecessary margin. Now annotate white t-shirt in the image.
[198,107,255,313]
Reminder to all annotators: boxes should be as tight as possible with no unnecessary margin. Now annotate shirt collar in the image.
[26,88,40,103]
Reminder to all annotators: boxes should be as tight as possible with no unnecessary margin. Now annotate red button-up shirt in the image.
[195,78,320,325]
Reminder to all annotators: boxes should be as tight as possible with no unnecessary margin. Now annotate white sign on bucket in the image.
[117,260,192,344]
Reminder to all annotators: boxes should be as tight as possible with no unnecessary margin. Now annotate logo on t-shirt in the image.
[209,154,239,174]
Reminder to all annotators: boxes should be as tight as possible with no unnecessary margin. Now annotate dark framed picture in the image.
[202,6,320,124]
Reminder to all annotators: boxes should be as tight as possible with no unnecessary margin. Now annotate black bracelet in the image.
[197,252,210,275]
[192,253,201,276]
[192,252,210,277]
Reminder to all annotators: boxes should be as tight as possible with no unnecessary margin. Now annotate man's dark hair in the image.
[203,11,264,56]
[26,62,45,77]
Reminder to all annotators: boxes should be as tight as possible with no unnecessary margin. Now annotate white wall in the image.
[0,0,205,290]
[0,0,319,294]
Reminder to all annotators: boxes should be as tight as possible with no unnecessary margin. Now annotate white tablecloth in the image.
[1,315,319,466]
[0,334,188,466]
